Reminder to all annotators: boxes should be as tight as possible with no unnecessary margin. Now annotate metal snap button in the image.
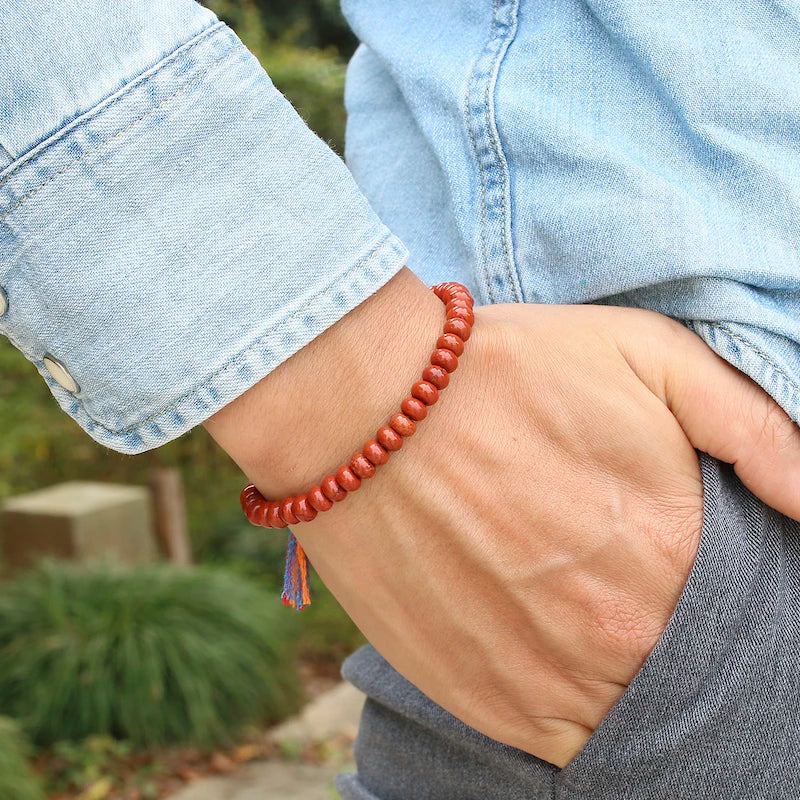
[0,287,7,316]
[43,354,80,393]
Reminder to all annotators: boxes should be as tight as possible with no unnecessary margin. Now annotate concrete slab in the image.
[1,481,156,570]
[167,682,364,799]
[269,681,365,745]
[168,761,340,800]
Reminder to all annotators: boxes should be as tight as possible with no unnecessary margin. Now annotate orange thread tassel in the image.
[282,532,311,609]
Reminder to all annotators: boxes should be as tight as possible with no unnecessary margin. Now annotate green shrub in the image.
[201,521,365,671]
[0,716,43,800]
[0,562,303,748]
[205,0,348,153]
[258,41,347,154]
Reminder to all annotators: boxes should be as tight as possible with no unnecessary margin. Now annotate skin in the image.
[205,267,800,767]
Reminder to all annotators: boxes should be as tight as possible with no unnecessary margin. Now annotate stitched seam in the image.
[483,0,521,301]
[81,235,402,435]
[464,0,499,303]
[0,47,237,224]
[706,321,800,397]
[0,21,226,189]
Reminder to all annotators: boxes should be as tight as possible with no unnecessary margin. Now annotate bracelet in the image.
[240,281,474,609]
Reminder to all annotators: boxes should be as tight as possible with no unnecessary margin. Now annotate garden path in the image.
[168,682,365,800]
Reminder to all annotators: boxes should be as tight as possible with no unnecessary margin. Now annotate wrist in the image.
[204,267,445,498]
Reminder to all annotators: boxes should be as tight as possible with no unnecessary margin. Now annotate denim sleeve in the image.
[0,0,407,453]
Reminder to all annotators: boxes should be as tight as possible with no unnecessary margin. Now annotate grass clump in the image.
[0,716,43,800]
[0,562,302,748]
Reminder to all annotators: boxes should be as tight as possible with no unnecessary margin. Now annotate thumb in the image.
[651,320,800,521]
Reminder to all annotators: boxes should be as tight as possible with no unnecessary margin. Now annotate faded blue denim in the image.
[0,3,407,452]
[1,0,800,452]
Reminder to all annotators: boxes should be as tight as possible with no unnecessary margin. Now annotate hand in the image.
[205,269,800,767]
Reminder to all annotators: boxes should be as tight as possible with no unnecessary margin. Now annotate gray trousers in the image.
[336,454,800,799]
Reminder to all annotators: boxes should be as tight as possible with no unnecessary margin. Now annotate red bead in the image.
[390,413,417,437]
[307,485,333,512]
[266,503,288,529]
[351,453,377,479]
[443,318,471,342]
[377,425,404,451]
[401,396,428,421]
[437,333,464,356]
[447,304,475,325]
[422,364,449,389]
[361,439,382,467]
[243,496,260,518]
[255,503,272,527]
[240,484,258,506]
[363,440,390,466]
[293,494,318,522]
[412,380,439,406]
[336,465,362,491]
[431,348,459,373]
[450,291,473,306]
[281,497,301,525]
[322,475,347,502]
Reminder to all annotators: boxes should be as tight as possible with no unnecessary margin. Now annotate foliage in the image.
[46,736,134,796]
[202,522,365,670]
[0,716,43,800]
[0,562,303,748]
[204,0,349,152]
[206,0,357,58]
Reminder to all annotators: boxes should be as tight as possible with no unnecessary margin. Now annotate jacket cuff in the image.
[0,21,407,453]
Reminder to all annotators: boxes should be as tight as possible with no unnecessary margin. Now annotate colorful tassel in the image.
[281,531,311,610]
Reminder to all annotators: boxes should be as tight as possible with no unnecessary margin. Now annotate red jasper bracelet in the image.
[240,282,474,608]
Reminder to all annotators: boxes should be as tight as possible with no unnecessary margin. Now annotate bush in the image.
[0,563,303,748]
[201,521,365,673]
[0,716,42,800]
[205,0,348,153]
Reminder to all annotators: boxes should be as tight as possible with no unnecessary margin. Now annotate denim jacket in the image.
[2,0,799,453]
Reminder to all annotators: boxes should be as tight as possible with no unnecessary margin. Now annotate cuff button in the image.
[42,354,80,394]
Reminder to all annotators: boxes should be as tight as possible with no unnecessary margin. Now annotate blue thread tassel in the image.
[281,531,311,610]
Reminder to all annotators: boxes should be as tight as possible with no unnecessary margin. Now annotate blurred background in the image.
[0,2,367,798]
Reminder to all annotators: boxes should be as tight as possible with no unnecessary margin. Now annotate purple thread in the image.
[281,531,307,609]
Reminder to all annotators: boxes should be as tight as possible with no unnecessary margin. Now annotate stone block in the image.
[1,481,157,571]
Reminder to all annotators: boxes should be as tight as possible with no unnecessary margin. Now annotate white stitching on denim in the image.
[464,0,498,303]
[81,235,403,435]
[0,21,226,189]
[483,0,521,301]
[707,321,800,398]
[0,47,237,223]
[463,0,522,304]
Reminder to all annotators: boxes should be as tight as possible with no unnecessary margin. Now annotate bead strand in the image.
[240,282,474,608]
